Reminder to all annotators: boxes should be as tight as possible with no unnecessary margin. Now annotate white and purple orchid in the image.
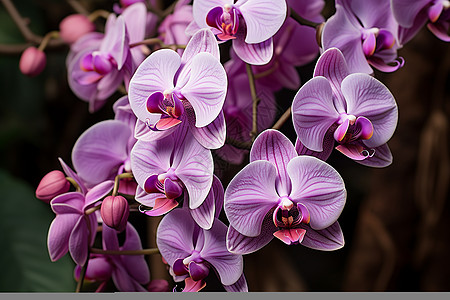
[224,129,346,255]
[322,0,404,73]
[129,28,227,149]
[292,48,398,167]
[188,0,287,65]
[157,208,247,292]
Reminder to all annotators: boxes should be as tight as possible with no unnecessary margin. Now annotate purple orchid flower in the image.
[129,28,227,150]
[188,0,287,65]
[392,0,450,43]
[322,0,404,73]
[131,123,219,229]
[47,159,114,266]
[74,223,150,292]
[67,13,132,112]
[292,47,398,167]
[157,208,248,292]
[224,129,346,255]
[71,98,137,194]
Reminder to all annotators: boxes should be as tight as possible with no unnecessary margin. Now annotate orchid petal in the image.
[47,214,80,261]
[51,192,85,214]
[179,52,227,127]
[192,0,232,29]
[189,261,210,281]
[189,110,226,149]
[300,221,344,250]
[200,219,243,286]
[129,49,180,122]
[250,129,297,196]
[427,22,450,42]
[341,73,398,148]
[59,158,87,195]
[287,156,346,230]
[164,178,183,199]
[237,0,287,43]
[69,217,90,265]
[226,220,276,255]
[335,143,367,160]
[223,274,249,292]
[84,180,114,208]
[134,186,160,207]
[142,198,179,216]
[355,143,393,168]
[391,0,431,27]
[112,263,148,292]
[295,136,334,162]
[334,118,350,142]
[101,15,128,70]
[134,119,177,142]
[273,228,306,245]
[232,36,273,65]
[292,76,340,152]
[224,160,279,237]
[120,223,150,284]
[155,117,183,130]
[156,209,196,266]
[72,120,131,185]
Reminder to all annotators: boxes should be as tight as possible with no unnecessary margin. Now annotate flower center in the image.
[361,27,395,57]
[334,114,374,144]
[206,5,239,41]
[144,170,183,200]
[145,91,184,131]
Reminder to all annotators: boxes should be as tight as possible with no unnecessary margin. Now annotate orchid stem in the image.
[75,254,89,293]
[85,205,101,215]
[88,9,110,22]
[290,9,321,29]
[112,173,134,197]
[246,63,260,142]
[90,247,160,256]
[38,31,60,51]
[130,38,186,50]
[272,107,292,130]
[66,177,81,193]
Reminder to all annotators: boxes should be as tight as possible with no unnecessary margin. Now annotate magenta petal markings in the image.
[224,129,346,255]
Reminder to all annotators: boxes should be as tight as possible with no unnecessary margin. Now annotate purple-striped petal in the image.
[341,73,398,148]
[335,143,368,160]
[72,120,131,186]
[47,214,80,261]
[156,209,196,266]
[232,36,273,65]
[51,192,85,214]
[142,198,179,216]
[129,49,180,122]
[287,156,346,230]
[193,0,232,29]
[334,118,350,142]
[223,273,248,292]
[199,219,243,286]
[224,160,279,237]
[189,110,226,149]
[189,261,210,281]
[391,0,430,27]
[273,228,306,245]
[299,221,345,251]
[84,180,115,208]
[178,52,227,127]
[354,143,393,168]
[292,76,340,152]
[226,221,276,255]
[295,135,334,162]
[101,15,128,70]
[237,0,287,43]
[172,132,214,209]
[250,129,297,196]
[427,22,450,42]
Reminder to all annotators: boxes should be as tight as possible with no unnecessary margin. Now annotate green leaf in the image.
[0,169,76,292]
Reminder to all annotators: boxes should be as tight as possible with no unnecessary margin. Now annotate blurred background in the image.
[0,0,449,292]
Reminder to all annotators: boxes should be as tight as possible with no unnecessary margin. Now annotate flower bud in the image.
[101,195,129,232]
[19,47,46,77]
[36,170,70,203]
[59,14,95,44]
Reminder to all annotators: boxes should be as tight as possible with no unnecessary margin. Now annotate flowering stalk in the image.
[129,38,186,50]
[90,247,160,256]
[246,63,260,142]
[112,172,134,196]
[66,176,81,193]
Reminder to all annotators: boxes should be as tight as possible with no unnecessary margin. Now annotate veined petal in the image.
[189,110,226,149]
[134,119,176,142]
[237,0,287,43]
[335,143,367,160]
[224,160,279,237]
[121,2,147,44]
[172,131,214,209]
[223,274,249,292]
[391,0,430,27]
[334,118,350,142]
[112,263,148,292]
[299,221,345,251]
[295,135,334,162]
[192,0,232,29]
[101,15,128,70]
[69,217,90,265]
[355,142,393,168]
[250,129,297,196]
[84,180,114,208]
[156,209,196,266]
[177,29,221,88]
[47,214,80,261]
[292,76,340,152]
[72,120,131,186]
[51,192,85,214]
[130,138,174,188]
[226,221,276,255]
[179,52,227,127]
[287,156,346,230]
[232,36,273,65]
[341,73,398,148]
[273,228,306,245]
[199,219,243,286]
[142,198,179,216]
[129,49,180,122]
[189,175,223,229]
[59,158,87,195]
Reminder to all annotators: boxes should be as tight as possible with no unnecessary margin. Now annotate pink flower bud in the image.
[36,170,70,203]
[101,195,129,232]
[59,14,95,44]
[19,47,46,77]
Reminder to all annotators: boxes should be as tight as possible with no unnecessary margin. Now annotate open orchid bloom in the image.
[67,13,133,112]
[47,159,114,266]
[188,0,287,65]
[392,0,450,43]
[157,208,247,292]
[74,223,150,292]
[131,123,215,227]
[292,48,398,167]
[322,0,404,73]
[224,129,346,255]
[129,28,227,149]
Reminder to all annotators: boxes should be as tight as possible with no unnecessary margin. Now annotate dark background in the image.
[0,0,449,292]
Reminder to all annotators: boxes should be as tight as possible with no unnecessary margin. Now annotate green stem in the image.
[129,38,186,50]
[90,247,160,256]
[112,173,134,197]
[66,177,81,193]
[272,107,291,130]
[246,63,260,142]
[38,31,59,51]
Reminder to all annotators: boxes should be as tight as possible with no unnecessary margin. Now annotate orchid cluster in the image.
[27,0,448,293]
